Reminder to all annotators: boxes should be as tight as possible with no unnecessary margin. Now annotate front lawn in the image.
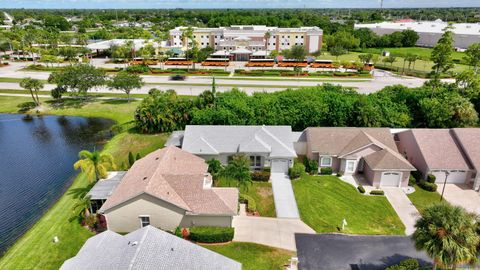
[407,185,443,214]
[292,175,405,235]
[215,178,276,217]
[203,242,293,270]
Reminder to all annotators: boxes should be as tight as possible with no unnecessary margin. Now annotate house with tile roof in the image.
[304,127,415,187]
[396,128,479,189]
[61,225,241,270]
[174,125,297,174]
[98,146,238,233]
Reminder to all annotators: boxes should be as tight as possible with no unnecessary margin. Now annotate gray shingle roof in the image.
[87,171,126,200]
[182,125,297,158]
[61,226,242,270]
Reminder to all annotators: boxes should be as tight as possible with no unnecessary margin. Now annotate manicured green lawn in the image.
[292,175,405,235]
[203,242,293,270]
[407,185,443,214]
[0,95,168,269]
[361,47,465,62]
[215,178,276,217]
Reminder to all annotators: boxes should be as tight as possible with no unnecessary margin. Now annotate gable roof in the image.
[100,146,237,216]
[364,149,416,171]
[182,125,297,158]
[452,128,480,171]
[406,129,470,170]
[306,127,398,156]
[61,226,242,270]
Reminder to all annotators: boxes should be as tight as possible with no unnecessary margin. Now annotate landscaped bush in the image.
[385,258,420,270]
[189,226,234,243]
[409,175,416,186]
[303,158,318,175]
[174,227,182,238]
[251,171,270,181]
[125,64,149,73]
[427,174,436,183]
[239,193,257,212]
[369,190,385,196]
[411,171,422,181]
[357,185,366,194]
[289,163,305,179]
[320,167,333,175]
[418,180,437,192]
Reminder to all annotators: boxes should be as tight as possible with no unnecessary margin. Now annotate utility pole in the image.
[380,0,384,9]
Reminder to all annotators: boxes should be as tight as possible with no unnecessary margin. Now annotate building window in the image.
[139,216,150,227]
[250,156,261,167]
[346,161,355,173]
[295,36,298,38]
[320,156,332,167]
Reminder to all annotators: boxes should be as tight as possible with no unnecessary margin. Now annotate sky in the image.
[0,0,479,9]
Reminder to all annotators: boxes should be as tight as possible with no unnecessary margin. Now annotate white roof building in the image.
[86,39,167,51]
[355,20,480,49]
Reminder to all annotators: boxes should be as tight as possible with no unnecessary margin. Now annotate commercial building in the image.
[169,25,323,61]
[355,20,480,49]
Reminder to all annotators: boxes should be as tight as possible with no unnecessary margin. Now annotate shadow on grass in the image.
[46,98,94,109]
[101,99,130,105]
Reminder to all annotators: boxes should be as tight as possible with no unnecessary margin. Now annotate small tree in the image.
[108,71,144,101]
[464,43,480,74]
[207,158,223,178]
[384,55,397,67]
[431,26,455,82]
[20,77,43,106]
[413,203,479,270]
[220,154,252,191]
[358,53,373,65]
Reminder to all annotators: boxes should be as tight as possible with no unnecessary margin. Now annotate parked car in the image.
[169,74,186,81]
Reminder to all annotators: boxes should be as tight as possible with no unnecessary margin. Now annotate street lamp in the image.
[440,171,450,201]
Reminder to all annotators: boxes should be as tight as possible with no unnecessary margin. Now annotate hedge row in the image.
[189,226,234,243]
[418,180,437,192]
[251,171,270,181]
[370,190,385,196]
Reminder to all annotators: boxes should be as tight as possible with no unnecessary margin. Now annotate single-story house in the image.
[98,146,238,232]
[295,233,431,270]
[171,125,297,174]
[395,128,479,188]
[304,127,415,187]
[61,225,241,270]
[87,171,126,214]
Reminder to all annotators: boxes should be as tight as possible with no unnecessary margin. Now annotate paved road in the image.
[232,216,315,251]
[270,173,300,218]
[0,61,439,95]
[383,188,421,235]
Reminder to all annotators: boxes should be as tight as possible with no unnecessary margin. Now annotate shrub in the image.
[251,171,270,181]
[427,174,436,183]
[125,64,149,73]
[357,185,366,194]
[207,159,223,176]
[320,167,333,175]
[386,258,420,270]
[370,190,385,196]
[174,227,182,238]
[409,175,416,186]
[418,180,437,192]
[336,172,343,177]
[289,163,305,179]
[189,226,234,243]
[303,158,318,174]
[411,171,422,181]
[239,194,256,212]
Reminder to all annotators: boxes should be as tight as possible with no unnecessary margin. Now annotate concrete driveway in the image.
[383,188,421,235]
[270,173,300,218]
[437,184,480,215]
[232,216,315,251]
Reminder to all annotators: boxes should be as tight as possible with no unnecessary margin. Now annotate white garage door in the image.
[271,159,289,174]
[380,172,401,187]
[431,170,467,184]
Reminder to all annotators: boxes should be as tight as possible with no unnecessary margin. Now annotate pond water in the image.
[0,114,114,255]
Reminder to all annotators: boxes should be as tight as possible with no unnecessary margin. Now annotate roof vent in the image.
[131,241,138,246]
[143,177,148,180]
[171,248,174,251]
[156,157,159,160]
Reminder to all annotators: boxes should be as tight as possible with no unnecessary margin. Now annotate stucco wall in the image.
[396,131,429,179]
[364,163,410,188]
[104,193,185,233]
[180,215,233,228]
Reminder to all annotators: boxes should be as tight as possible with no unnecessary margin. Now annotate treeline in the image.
[134,84,479,133]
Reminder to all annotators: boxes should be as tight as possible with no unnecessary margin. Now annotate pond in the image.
[0,114,114,255]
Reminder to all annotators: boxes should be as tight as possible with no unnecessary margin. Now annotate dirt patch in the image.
[257,186,273,198]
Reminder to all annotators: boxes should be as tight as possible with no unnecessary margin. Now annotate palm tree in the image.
[74,150,115,183]
[221,154,253,191]
[264,31,271,58]
[70,195,92,222]
[20,77,43,106]
[413,203,479,270]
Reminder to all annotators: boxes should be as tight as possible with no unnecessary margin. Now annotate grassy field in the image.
[407,185,444,214]
[216,178,275,217]
[292,175,405,235]
[360,47,465,62]
[203,242,293,270]
[0,95,168,269]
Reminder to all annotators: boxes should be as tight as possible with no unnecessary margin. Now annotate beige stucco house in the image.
[97,146,238,233]
[303,127,415,187]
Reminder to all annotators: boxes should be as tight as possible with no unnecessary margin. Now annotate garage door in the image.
[431,170,467,184]
[380,172,401,187]
[271,159,289,174]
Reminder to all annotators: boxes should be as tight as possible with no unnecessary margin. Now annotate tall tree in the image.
[431,26,455,81]
[19,77,43,106]
[108,71,144,101]
[413,203,479,270]
[464,43,480,74]
[73,150,115,183]
[48,64,106,97]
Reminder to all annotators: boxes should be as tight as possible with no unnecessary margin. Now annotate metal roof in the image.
[87,171,126,200]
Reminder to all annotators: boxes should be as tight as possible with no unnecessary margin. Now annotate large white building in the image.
[169,25,323,61]
[355,20,480,49]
